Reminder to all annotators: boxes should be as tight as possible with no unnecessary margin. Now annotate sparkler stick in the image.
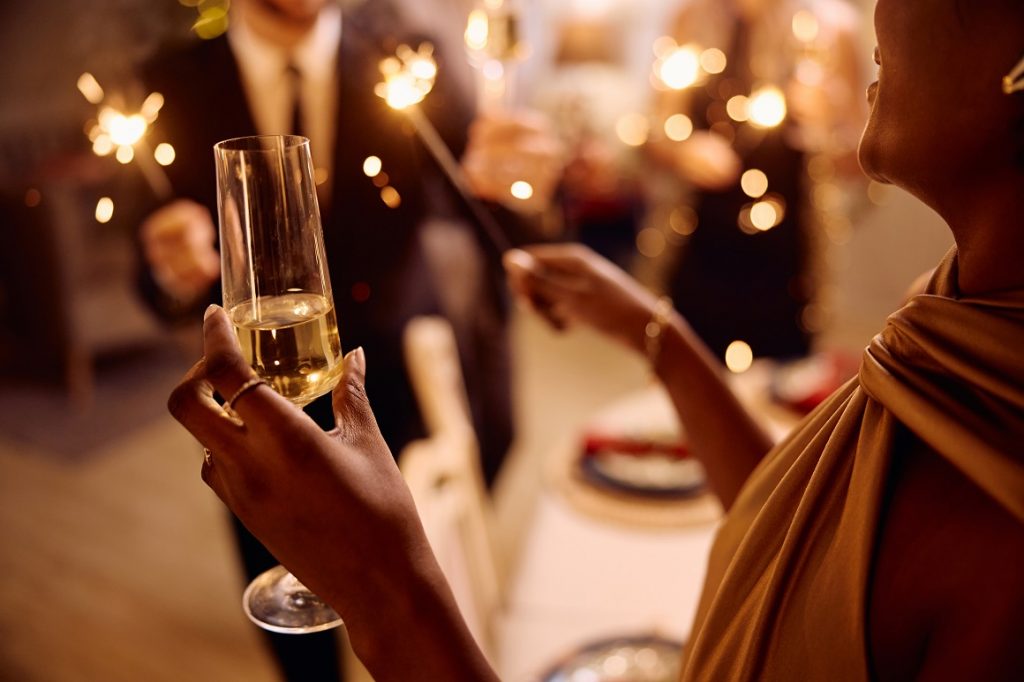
[377,44,513,253]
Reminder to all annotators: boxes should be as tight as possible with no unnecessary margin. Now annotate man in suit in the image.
[137,0,562,678]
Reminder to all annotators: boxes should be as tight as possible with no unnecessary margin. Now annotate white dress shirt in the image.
[227,5,341,192]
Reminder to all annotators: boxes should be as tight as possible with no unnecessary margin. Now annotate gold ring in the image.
[203,448,213,466]
[226,376,266,412]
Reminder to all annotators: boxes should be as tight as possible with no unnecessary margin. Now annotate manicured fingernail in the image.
[204,304,219,320]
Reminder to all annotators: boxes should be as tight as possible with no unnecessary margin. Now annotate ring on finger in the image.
[226,376,267,412]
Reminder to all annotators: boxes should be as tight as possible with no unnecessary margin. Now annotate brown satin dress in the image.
[680,250,1024,680]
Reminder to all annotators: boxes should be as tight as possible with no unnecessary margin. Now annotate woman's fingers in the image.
[201,305,279,425]
[167,358,248,481]
[331,347,385,451]
[504,248,588,300]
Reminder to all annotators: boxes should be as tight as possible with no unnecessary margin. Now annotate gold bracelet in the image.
[644,296,674,371]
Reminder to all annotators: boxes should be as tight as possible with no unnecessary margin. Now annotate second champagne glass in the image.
[214,134,344,634]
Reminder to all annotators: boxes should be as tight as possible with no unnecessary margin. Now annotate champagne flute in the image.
[214,135,345,634]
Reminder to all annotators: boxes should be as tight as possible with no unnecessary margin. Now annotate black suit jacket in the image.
[138,3,520,465]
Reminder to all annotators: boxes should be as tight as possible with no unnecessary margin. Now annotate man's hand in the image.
[141,199,220,303]
[463,110,565,213]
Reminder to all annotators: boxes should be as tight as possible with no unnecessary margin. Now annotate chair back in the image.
[400,316,503,658]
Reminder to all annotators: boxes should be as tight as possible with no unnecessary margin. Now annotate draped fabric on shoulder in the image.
[680,249,1024,681]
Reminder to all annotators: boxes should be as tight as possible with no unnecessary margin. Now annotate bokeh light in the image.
[740,169,769,198]
[669,206,698,235]
[140,92,164,122]
[92,135,114,156]
[154,143,176,166]
[657,45,701,90]
[725,340,753,373]
[726,95,750,122]
[363,156,382,177]
[510,181,534,200]
[636,227,666,258]
[376,44,437,111]
[792,10,820,44]
[380,186,401,208]
[106,113,147,146]
[615,113,649,147]
[750,201,779,231]
[95,197,114,224]
[699,48,727,75]
[748,86,787,128]
[76,73,104,105]
[664,114,693,142]
[465,9,489,51]
[115,145,134,164]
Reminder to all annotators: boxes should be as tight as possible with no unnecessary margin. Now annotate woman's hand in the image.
[503,243,660,354]
[167,307,495,681]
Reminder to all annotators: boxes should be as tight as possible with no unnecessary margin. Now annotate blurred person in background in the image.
[135,0,561,678]
[648,0,866,360]
[168,0,1023,678]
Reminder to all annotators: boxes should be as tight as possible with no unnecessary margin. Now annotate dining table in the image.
[495,363,803,681]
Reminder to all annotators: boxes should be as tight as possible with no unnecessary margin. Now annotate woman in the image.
[168,0,1024,678]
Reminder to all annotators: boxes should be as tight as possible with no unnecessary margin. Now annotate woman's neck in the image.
[939,172,1024,296]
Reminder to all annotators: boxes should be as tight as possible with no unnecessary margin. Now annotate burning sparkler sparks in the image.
[80,73,174,200]
[376,44,512,252]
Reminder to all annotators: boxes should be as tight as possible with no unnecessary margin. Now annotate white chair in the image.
[399,316,503,660]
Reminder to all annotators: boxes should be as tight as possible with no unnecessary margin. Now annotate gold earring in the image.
[1004,54,1024,94]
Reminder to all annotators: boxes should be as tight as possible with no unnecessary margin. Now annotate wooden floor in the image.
[0,415,281,682]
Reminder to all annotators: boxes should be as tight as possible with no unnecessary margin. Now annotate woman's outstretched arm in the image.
[168,306,498,682]
[504,244,773,509]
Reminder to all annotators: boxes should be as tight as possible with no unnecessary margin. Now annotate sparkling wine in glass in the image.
[214,134,344,634]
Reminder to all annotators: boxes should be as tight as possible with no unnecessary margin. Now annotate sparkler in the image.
[376,44,512,253]
[79,72,174,200]
[1003,54,1024,95]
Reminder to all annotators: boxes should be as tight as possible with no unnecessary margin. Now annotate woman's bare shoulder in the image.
[869,432,1024,681]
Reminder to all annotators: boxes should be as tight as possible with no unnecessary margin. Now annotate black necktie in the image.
[287,63,304,137]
